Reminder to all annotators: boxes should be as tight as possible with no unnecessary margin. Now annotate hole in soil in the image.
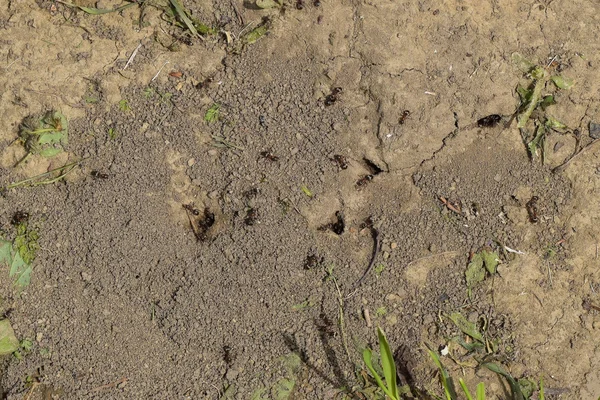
[318,211,345,235]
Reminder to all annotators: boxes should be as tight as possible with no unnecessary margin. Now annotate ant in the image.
[182,203,200,216]
[477,114,502,128]
[91,170,109,179]
[11,211,29,225]
[333,154,348,170]
[304,253,324,270]
[324,87,342,106]
[399,110,410,124]
[259,151,279,162]
[526,196,539,223]
[244,208,259,226]
[356,175,373,189]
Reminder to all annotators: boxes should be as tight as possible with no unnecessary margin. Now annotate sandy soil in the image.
[1,0,600,399]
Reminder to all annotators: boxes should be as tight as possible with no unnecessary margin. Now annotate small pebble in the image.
[554,142,564,152]
[187,158,195,167]
[590,121,600,139]
[208,149,218,156]
[391,242,397,249]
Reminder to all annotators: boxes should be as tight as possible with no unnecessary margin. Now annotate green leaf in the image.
[204,103,221,122]
[272,378,295,400]
[482,363,525,400]
[300,185,313,197]
[427,347,457,400]
[448,312,483,343]
[539,377,544,400]
[38,132,63,145]
[452,336,484,353]
[0,319,19,356]
[551,75,573,90]
[530,66,547,80]
[481,250,498,274]
[545,116,567,130]
[476,383,485,400]
[244,25,269,44]
[511,52,535,73]
[459,378,474,400]
[516,86,533,103]
[378,328,399,400]
[169,0,199,38]
[14,264,32,288]
[539,95,555,110]
[465,253,485,296]
[363,347,397,400]
[9,251,26,278]
[0,240,12,265]
[518,378,536,399]
[38,147,62,158]
[10,252,32,288]
[118,99,130,112]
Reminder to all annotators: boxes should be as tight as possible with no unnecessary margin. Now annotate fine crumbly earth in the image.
[1,0,600,399]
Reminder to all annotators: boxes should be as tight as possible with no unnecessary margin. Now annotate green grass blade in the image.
[427,347,457,400]
[482,363,524,400]
[168,0,199,38]
[459,379,473,400]
[56,1,136,14]
[476,383,485,400]
[539,377,544,400]
[362,347,397,400]
[377,328,399,400]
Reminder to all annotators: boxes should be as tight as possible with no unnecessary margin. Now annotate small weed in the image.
[512,53,572,161]
[143,87,155,98]
[118,99,130,112]
[166,0,215,39]
[108,128,117,140]
[375,307,387,318]
[0,216,39,288]
[205,103,221,123]
[374,263,386,277]
[13,338,33,360]
[39,348,51,358]
[544,245,557,259]
[16,110,68,167]
[291,298,315,311]
[465,248,499,298]
[210,135,243,150]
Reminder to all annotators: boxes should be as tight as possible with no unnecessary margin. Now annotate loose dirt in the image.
[1,0,600,399]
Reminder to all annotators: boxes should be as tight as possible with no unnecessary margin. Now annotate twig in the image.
[123,42,142,70]
[91,377,128,392]
[151,61,170,82]
[346,228,380,298]
[439,196,462,215]
[552,138,600,173]
[4,159,85,190]
[230,0,245,25]
[363,307,372,328]
[504,246,525,255]
[23,382,41,400]
[405,251,460,269]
